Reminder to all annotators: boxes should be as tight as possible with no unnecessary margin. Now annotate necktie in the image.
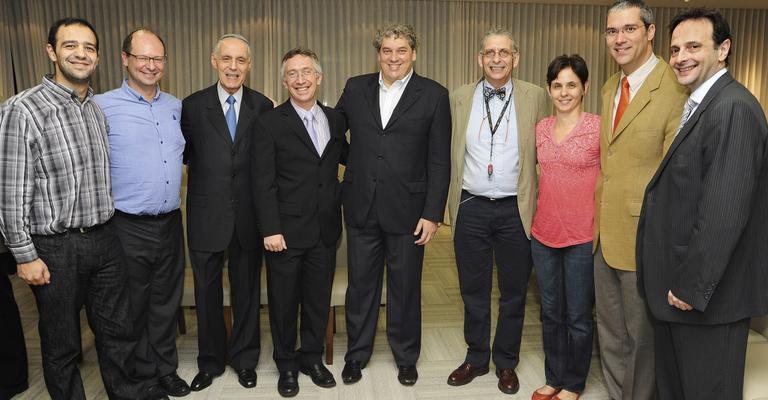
[484,86,506,101]
[613,77,630,133]
[303,114,321,155]
[225,95,237,140]
[674,98,698,139]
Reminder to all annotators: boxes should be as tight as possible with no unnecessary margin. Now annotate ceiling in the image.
[490,0,768,9]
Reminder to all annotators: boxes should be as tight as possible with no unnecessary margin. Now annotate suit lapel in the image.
[612,60,666,142]
[204,85,233,146]
[513,79,532,167]
[365,76,383,130]
[385,73,423,129]
[319,104,339,159]
[234,88,256,148]
[453,83,475,159]
[648,73,734,191]
[281,101,320,158]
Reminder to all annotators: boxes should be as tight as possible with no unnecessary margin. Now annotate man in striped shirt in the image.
[0,18,160,400]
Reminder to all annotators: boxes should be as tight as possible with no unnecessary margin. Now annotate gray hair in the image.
[280,47,323,77]
[608,0,655,26]
[212,33,251,59]
[480,27,520,54]
[372,23,418,52]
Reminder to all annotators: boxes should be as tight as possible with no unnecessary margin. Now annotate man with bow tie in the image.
[445,28,547,395]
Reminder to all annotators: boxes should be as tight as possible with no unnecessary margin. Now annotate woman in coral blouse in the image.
[530,54,600,400]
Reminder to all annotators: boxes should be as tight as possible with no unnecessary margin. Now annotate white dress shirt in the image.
[378,69,414,127]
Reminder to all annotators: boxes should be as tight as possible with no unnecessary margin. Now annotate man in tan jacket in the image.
[594,1,687,399]
[444,28,547,395]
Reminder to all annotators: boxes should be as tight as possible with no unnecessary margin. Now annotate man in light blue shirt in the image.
[94,28,188,399]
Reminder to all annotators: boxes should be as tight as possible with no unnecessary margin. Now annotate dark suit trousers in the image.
[453,191,532,369]
[190,228,262,373]
[31,223,144,400]
[345,206,425,366]
[654,317,749,400]
[112,210,184,384]
[1,252,28,398]
[265,243,335,371]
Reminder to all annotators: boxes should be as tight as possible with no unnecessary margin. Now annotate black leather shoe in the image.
[397,364,418,386]
[300,363,336,388]
[159,372,190,397]
[143,384,170,400]
[277,370,299,397]
[341,360,363,384]
[236,368,257,388]
[189,371,218,392]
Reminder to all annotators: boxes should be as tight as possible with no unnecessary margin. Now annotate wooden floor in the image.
[10,226,609,399]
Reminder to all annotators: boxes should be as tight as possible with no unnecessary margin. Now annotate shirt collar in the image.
[689,68,727,105]
[378,69,414,91]
[290,99,320,120]
[121,79,161,102]
[42,74,94,103]
[621,53,659,89]
[482,78,514,97]
[217,83,243,106]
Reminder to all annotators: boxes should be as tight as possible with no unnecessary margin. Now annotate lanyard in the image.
[483,87,513,179]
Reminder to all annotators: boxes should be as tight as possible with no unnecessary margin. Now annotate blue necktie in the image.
[225,95,237,140]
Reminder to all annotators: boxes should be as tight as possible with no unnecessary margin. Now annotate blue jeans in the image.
[531,238,594,393]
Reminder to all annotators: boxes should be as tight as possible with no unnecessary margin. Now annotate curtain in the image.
[2,0,766,114]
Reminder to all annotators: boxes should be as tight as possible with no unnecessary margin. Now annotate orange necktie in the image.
[613,77,630,133]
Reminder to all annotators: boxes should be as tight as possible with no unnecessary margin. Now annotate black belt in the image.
[461,189,516,202]
[114,209,180,220]
[67,222,107,234]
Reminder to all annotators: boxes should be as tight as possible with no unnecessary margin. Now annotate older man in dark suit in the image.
[336,23,451,386]
[253,48,347,398]
[181,33,273,392]
[637,8,768,399]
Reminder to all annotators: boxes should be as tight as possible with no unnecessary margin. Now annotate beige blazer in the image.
[594,56,688,271]
[447,79,548,239]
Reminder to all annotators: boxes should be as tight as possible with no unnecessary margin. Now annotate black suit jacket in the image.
[181,84,273,252]
[637,72,768,325]
[336,72,451,233]
[252,100,348,249]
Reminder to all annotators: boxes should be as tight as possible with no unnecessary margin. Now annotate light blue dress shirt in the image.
[462,79,520,198]
[94,80,185,215]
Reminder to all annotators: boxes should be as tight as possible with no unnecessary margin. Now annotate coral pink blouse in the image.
[531,113,600,248]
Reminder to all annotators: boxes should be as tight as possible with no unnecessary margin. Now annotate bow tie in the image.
[484,86,506,101]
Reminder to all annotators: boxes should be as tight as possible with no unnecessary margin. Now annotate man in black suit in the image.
[636,8,768,399]
[181,33,273,392]
[253,48,347,398]
[336,23,451,386]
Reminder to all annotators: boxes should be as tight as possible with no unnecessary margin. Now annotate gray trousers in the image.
[594,245,656,400]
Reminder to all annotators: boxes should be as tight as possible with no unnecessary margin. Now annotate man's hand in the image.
[667,290,692,311]
[17,258,50,285]
[413,218,438,245]
[264,234,287,252]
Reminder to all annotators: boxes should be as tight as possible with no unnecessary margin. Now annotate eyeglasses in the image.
[285,68,316,80]
[480,48,517,59]
[126,52,167,65]
[603,24,645,38]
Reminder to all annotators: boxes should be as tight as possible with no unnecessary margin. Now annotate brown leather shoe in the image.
[496,368,520,394]
[447,362,489,386]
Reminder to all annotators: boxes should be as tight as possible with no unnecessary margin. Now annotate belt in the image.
[67,223,106,234]
[114,209,180,220]
[461,189,516,202]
